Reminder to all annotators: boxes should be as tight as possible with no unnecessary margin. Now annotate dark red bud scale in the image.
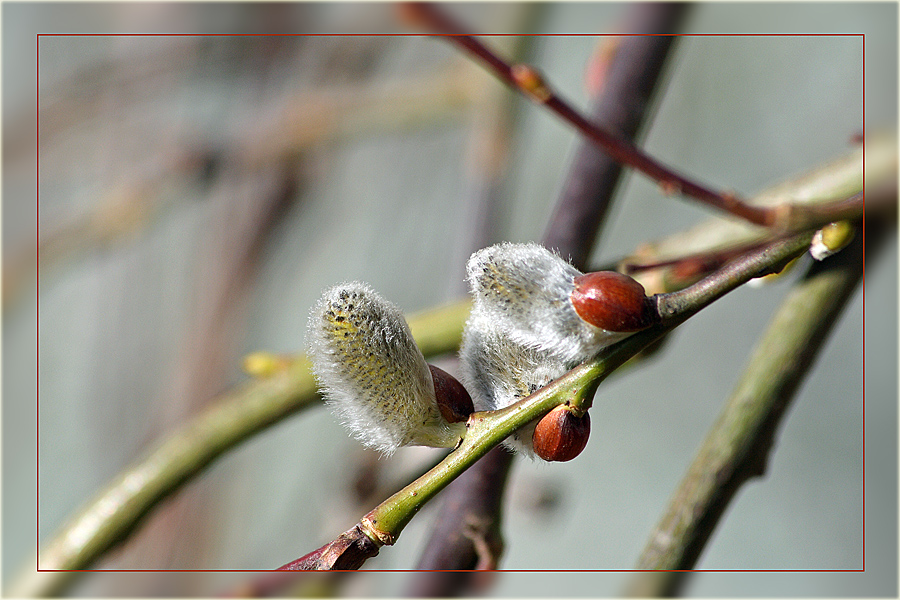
[570,271,657,333]
[532,405,591,462]
[429,365,474,424]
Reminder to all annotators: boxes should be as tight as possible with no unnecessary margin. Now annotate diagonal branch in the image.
[624,212,888,597]
[404,2,862,231]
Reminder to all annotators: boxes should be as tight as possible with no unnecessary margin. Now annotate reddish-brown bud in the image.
[532,405,591,462]
[429,364,474,424]
[570,271,657,332]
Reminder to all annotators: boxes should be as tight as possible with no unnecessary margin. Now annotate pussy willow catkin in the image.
[464,242,635,364]
[307,282,463,454]
[308,243,653,459]
[460,242,650,455]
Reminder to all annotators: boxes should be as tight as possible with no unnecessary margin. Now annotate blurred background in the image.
[4,2,897,597]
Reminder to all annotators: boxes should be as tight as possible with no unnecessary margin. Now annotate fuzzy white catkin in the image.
[307,282,461,455]
[461,310,565,454]
[465,242,631,365]
[460,242,629,455]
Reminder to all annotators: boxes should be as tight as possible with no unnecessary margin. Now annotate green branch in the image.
[19,131,882,587]
[624,221,873,596]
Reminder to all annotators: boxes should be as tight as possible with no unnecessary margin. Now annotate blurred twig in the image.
[450,4,546,293]
[107,158,300,586]
[17,56,483,313]
[543,2,688,270]
[624,206,891,596]
[237,65,481,170]
[621,132,895,295]
[27,37,203,164]
[408,5,687,593]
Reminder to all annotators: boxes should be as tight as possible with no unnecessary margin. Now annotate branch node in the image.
[720,190,742,209]
[659,180,682,197]
[360,515,395,546]
[771,202,795,229]
[511,64,552,103]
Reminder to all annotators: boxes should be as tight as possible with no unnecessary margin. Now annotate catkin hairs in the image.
[307,282,464,454]
[465,242,633,365]
[460,242,653,457]
[308,244,652,459]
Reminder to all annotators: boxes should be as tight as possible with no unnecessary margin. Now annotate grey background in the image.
[3,2,896,597]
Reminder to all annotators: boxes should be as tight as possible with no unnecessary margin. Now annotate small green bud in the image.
[810,221,855,261]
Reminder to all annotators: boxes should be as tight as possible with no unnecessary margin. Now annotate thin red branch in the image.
[404,3,860,231]
[544,3,688,268]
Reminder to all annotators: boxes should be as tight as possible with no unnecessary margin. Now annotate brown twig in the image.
[19,60,477,314]
[99,160,301,582]
[621,234,798,292]
[543,3,688,270]
[404,3,860,231]
[278,524,380,570]
[408,4,688,590]
[627,187,868,295]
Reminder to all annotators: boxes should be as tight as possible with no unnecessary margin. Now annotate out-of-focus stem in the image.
[621,130,896,295]
[624,131,894,271]
[625,221,877,597]
[544,3,688,270]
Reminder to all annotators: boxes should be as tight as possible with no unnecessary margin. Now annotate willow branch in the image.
[624,216,883,597]
[282,228,818,571]
[404,2,867,230]
[622,189,865,292]
[620,130,896,295]
[624,131,892,260]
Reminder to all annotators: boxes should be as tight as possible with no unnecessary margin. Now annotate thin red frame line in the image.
[33,31,867,575]
[36,32,42,571]
[41,568,867,573]
[32,32,865,37]
[860,31,866,573]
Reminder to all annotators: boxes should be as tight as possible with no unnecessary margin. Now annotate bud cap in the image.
[571,271,656,333]
[532,405,591,462]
